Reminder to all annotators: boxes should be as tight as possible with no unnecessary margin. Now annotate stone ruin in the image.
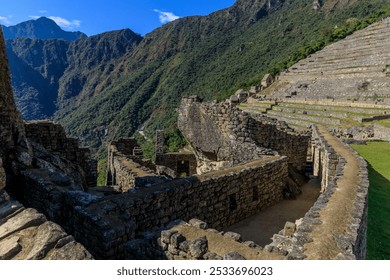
[0,26,370,260]
[0,27,92,260]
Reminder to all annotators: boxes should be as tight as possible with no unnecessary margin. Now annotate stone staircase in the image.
[264,17,390,103]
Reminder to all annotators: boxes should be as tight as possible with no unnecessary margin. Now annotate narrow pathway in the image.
[226,178,320,246]
[304,125,360,259]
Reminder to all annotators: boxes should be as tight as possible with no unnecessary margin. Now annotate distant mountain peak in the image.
[1,17,87,41]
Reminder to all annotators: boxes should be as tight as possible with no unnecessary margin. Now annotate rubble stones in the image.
[189,218,208,229]
[223,251,246,260]
[189,236,208,259]
[0,236,21,260]
[283,222,296,237]
[224,231,242,242]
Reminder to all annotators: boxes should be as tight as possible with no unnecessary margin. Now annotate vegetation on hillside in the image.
[352,142,390,260]
[269,5,390,76]
[97,158,107,186]
[6,1,390,157]
[55,0,390,156]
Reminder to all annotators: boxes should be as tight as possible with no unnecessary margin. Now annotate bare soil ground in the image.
[225,178,321,246]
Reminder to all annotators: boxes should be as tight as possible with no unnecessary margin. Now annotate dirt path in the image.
[225,178,321,246]
[304,125,360,259]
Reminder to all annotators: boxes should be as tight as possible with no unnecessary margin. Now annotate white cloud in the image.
[154,9,180,24]
[0,16,12,25]
[39,10,48,14]
[29,15,81,29]
[48,16,81,29]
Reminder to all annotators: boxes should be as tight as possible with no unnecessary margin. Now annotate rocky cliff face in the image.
[6,28,141,120]
[6,38,70,119]
[57,29,142,106]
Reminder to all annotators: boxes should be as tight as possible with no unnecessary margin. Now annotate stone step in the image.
[272,106,349,119]
[266,110,342,125]
[276,102,390,115]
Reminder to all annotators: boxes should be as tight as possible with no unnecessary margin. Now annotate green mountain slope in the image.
[6,38,70,119]
[5,28,142,120]
[55,0,390,155]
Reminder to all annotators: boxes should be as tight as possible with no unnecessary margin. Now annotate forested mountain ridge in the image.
[4,0,390,156]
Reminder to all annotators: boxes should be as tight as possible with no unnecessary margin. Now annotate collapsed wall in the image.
[178,96,309,174]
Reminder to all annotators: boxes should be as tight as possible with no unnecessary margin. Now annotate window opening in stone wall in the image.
[229,194,237,211]
[177,160,190,177]
[253,186,259,201]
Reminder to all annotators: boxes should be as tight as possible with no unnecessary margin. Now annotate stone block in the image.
[224,231,242,242]
[189,236,208,259]
[283,222,296,237]
[161,230,177,244]
[189,218,208,229]
[179,240,190,253]
[223,251,246,260]
[170,233,186,248]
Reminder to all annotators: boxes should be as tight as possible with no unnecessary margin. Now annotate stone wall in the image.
[252,115,310,172]
[106,138,165,191]
[24,121,97,188]
[156,153,197,177]
[54,156,288,259]
[0,158,5,190]
[373,125,390,141]
[178,96,309,174]
[0,28,22,153]
[265,125,369,260]
[311,126,339,192]
[0,28,31,165]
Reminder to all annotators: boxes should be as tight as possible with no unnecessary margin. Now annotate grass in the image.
[97,158,107,187]
[374,119,390,128]
[352,142,390,260]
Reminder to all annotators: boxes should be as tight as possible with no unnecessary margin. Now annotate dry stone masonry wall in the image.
[25,121,97,188]
[107,138,168,191]
[264,125,369,260]
[178,96,310,173]
[0,28,24,153]
[61,156,288,259]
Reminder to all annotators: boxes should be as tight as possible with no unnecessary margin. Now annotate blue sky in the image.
[0,0,236,36]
